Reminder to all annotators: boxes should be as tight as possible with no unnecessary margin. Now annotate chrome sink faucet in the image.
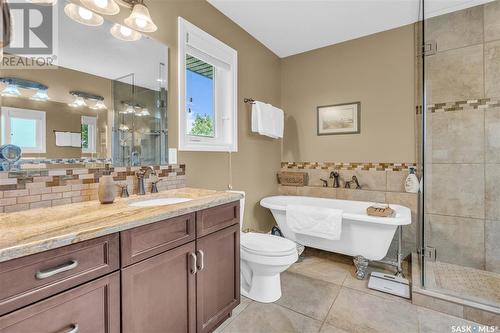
[136,166,155,195]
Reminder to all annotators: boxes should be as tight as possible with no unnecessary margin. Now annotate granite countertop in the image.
[0,187,243,263]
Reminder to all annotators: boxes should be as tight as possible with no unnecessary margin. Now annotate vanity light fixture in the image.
[90,100,107,110]
[30,90,50,101]
[69,96,87,107]
[81,0,119,16]
[124,0,157,33]
[64,3,104,27]
[137,107,150,116]
[68,91,106,109]
[0,77,49,99]
[110,23,141,42]
[1,84,22,97]
[119,103,136,114]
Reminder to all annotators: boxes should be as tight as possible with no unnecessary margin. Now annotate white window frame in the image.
[1,107,46,153]
[178,17,238,152]
[81,116,97,154]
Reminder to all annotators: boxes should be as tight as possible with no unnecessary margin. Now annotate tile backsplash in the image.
[281,161,416,192]
[0,164,186,213]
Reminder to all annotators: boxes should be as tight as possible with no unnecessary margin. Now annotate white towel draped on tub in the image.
[286,204,343,240]
[251,101,284,139]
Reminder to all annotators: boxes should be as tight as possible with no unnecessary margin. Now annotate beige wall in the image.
[280,24,416,163]
[146,0,282,232]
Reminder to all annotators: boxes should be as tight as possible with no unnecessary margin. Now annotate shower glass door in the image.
[420,0,500,309]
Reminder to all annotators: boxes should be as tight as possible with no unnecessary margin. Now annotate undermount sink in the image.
[129,197,193,208]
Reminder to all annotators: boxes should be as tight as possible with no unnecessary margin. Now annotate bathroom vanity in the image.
[0,188,241,333]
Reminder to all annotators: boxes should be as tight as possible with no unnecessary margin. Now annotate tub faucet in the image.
[329,171,340,188]
[136,166,155,195]
[345,175,361,189]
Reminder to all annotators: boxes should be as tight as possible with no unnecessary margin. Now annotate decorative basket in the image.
[277,171,308,187]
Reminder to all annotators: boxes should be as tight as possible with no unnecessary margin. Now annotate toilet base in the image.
[241,273,282,303]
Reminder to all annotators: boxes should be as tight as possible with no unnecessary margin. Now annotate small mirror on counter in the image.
[0,1,168,170]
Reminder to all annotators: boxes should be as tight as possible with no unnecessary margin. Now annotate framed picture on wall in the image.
[317,102,361,135]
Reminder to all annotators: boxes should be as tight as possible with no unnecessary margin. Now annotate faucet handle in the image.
[117,183,129,198]
[150,178,163,193]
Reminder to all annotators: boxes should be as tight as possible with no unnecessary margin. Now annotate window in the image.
[1,107,46,153]
[81,116,97,154]
[178,17,238,152]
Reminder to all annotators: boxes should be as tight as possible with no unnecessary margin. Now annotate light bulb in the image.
[1,84,21,97]
[120,25,132,36]
[78,7,93,20]
[30,90,49,101]
[134,17,147,28]
[94,0,108,8]
[65,3,103,26]
[110,23,141,42]
[69,96,87,107]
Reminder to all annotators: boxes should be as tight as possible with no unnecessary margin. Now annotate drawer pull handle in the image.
[196,250,204,271]
[189,253,197,275]
[66,324,79,333]
[35,260,79,280]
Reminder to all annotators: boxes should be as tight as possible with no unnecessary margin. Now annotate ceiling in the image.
[208,0,494,58]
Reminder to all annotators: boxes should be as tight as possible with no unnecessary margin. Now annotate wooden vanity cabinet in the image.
[196,224,240,333]
[121,241,197,333]
[122,202,240,333]
[0,201,240,333]
[0,272,120,333]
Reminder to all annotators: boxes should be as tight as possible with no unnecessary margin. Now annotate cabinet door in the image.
[122,242,196,333]
[196,224,240,333]
[0,272,120,333]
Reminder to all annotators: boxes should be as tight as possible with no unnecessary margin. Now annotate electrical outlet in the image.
[168,148,177,165]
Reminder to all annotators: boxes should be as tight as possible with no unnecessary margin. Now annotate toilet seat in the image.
[241,232,297,257]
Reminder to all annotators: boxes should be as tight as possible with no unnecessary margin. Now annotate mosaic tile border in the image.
[416,98,500,114]
[0,164,186,213]
[281,162,416,171]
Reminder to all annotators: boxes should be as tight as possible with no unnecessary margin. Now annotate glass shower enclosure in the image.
[418,0,500,311]
[112,63,168,166]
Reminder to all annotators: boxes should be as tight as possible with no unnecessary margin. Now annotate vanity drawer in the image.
[0,272,120,333]
[0,234,119,316]
[120,212,196,267]
[196,201,239,237]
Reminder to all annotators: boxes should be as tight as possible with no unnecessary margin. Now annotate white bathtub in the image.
[260,196,411,261]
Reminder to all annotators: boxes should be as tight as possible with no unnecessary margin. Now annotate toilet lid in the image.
[241,232,297,256]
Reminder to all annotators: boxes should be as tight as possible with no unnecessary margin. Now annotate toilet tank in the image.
[227,190,245,229]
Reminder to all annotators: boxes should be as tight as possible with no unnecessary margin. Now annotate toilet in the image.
[230,191,298,303]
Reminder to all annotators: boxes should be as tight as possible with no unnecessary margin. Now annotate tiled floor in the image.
[425,260,500,307]
[216,249,484,333]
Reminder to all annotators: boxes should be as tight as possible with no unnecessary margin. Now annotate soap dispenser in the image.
[404,167,419,193]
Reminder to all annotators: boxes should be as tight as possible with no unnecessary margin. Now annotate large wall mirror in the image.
[0,1,168,170]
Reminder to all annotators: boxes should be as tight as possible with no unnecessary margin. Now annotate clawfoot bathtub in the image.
[260,196,412,279]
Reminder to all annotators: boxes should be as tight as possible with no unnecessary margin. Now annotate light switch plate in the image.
[168,148,178,165]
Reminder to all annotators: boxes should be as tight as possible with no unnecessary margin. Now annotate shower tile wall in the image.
[424,2,500,273]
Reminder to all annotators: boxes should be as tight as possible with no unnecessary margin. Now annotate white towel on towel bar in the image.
[251,101,284,139]
[286,204,343,240]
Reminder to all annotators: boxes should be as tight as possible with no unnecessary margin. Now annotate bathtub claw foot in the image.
[354,256,369,280]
